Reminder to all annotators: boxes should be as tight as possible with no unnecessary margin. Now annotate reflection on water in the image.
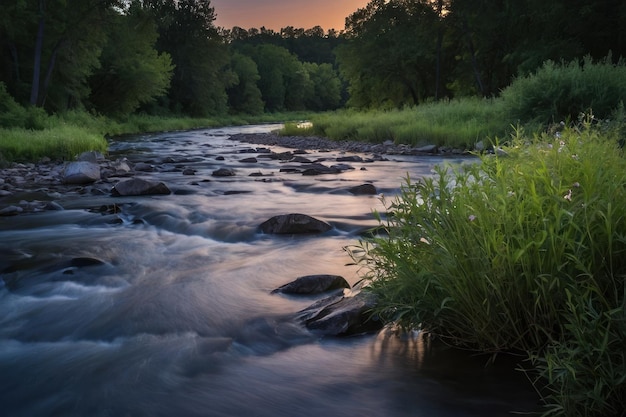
[0,125,538,416]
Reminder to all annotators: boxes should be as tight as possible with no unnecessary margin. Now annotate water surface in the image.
[0,125,538,416]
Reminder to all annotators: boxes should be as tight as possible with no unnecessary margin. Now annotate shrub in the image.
[501,55,626,127]
[0,82,48,130]
[352,122,626,415]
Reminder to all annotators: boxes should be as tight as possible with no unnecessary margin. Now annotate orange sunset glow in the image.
[211,0,370,31]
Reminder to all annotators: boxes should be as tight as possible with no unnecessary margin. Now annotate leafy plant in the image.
[351,122,626,415]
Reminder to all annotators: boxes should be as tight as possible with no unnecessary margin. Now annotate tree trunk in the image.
[7,42,21,83]
[434,0,444,100]
[462,18,484,96]
[39,38,64,107]
[30,0,46,106]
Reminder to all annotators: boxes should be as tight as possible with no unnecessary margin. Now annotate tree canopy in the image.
[336,0,625,108]
[0,0,623,118]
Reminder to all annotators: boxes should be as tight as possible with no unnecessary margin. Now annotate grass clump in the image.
[0,100,314,163]
[0,125,108,162]
[296,98,511,149]
[351,121,626,416]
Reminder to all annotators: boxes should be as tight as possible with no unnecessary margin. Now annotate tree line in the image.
[0,0,344,119]
[1,0,624,119]
[338,0,625,108]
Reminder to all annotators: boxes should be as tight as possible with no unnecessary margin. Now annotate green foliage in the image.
[147,0,232,116]
[338,0,626,108]
[351,123,626,415]
[502,56,626,126]
[227,52,264,115]
[236,44,312,112]
[88,3,173,116]
[304,98,510,148]
[0,82,48,129]
[0,125,107,162]
[0,107,315,163]
[302,62,342,111]
[337,0,441,108]
[226,25,344,66]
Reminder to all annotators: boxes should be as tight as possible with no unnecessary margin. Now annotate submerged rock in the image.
[349,183,377,195]
[336,155,363,162]
[301,163,341,176]
[259,213,332,234]
[272,274,350,295]
[0,205,23,216]
[212,168,236,177]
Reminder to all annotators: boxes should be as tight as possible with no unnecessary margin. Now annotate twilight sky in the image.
[211,0,370,31]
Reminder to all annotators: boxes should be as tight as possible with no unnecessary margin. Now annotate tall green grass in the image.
[0,125,108,163]
[0,106,314,163]
[350,121,626,416]
[282,98,512,149]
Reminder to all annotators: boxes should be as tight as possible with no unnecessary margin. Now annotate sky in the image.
[211,0,370,31]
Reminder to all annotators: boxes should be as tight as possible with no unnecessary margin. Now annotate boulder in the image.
[259,213,332,234]
[272,274,350,295]
[111,178,171,196]
[63,161,101,184]
[297,291,382,336]
[349,184,377,195]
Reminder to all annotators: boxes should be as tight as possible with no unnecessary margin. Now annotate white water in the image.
[0,125,537,416]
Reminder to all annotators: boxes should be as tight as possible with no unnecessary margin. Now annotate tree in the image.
[88,2,173,115]
[227,52,264,114]
[147,0,233,116]
[303,62,342,110]
[337,0,441,108]
[0,0,121,110]
[240,44,312,111]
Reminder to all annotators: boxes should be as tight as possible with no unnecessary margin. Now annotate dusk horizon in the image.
[211,0,370,31]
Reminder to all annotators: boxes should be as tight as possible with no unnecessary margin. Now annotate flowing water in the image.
[0,125,538,416]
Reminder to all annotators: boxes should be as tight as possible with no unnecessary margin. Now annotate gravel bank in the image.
[228,132,470,156]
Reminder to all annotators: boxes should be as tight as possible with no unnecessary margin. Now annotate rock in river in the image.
[297,291,382,336]
[212,168,236,177]
[349,183,377,195]
[111,178,171,196]
[259,213,332,234]
[62,161,101,184]
[272,274,351,295]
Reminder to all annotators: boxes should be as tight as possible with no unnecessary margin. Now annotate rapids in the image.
[0,124,538,416]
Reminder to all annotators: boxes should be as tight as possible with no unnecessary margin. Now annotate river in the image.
[0,124,538,416]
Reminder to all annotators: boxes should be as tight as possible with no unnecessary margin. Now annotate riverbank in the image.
[0,124,537,417]
[231,132,474,155]
[0,130,478,216]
